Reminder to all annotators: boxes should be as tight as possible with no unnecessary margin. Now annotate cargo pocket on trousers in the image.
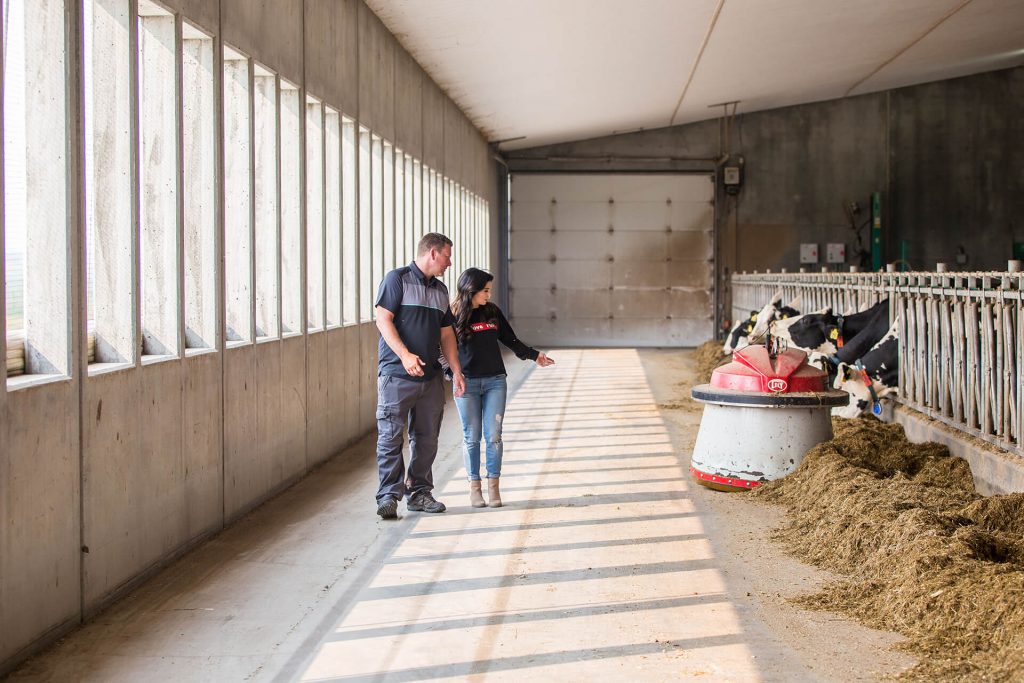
[376,404,397,442]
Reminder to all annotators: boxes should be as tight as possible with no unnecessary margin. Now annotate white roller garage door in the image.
[509,173,714,347]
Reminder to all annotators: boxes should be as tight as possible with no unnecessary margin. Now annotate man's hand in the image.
[536,352,555,367]
[452,370,466,398]
[401,351,426,377]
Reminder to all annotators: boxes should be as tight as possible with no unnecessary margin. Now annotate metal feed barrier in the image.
[731,271,1024,457]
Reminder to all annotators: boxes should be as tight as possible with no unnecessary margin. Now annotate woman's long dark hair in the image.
[452,268,498,343]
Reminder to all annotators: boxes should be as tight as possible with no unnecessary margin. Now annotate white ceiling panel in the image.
[850,0,1024,95]
[679,0,967,124]
[366,0,1024,150]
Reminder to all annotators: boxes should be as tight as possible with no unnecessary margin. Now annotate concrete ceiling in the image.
[365,0,1024,151]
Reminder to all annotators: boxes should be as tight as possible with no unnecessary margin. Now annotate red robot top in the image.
[710,346,827,394]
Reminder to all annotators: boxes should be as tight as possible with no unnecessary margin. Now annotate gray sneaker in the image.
[407,491,446,513]
[376,496,399,519]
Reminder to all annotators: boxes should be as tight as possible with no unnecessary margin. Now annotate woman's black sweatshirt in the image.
[457,306,538,378]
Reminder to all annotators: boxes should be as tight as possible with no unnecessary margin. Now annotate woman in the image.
[450,267,554,508]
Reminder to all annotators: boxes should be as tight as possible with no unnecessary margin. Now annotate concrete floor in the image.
[6,348,914,682]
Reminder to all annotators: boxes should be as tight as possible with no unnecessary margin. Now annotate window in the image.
[223,45,252,343]
[403,154,414,264]
[138,0,179,357]
[325,107,341,327]
[182,21,217,350]
[85,0,134,365]
[413,160,422,242]
[306,96,324,331]
[341,117,357,325]
[383,141,394,271]
[395,151,406,267]
[3,0,71,379]
[425,167,435,234]
[253,64,279,340]
[371,135,383,309]
[280,80,301,335]
[358,127,372,321]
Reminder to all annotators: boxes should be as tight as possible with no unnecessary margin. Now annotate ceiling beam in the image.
[844,0,974,96]
[670,0,726,126]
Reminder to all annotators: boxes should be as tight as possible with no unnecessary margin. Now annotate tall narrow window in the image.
[279,80,301,334]
[403,154,414,264]
[305,95,324,331]
[138,0,179,357]
[253,64,279,340]
[341,117,357,325]
[358,127,372,321]
[383,141,394,272]
[85,0,133,365]
[432,171,440,235]
[394,149,405,267]
[413,160,422,242]
[325,107,341,327]
[371,135,384,308]
[460,186,467,272]
[223,45,252,343]
[425,167,435,234]
[3,0,70,377]
[182,22,216,350]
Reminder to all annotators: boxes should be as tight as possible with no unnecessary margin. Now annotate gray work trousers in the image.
[375,374,445,503]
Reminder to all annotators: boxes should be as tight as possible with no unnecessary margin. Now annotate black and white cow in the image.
[723,293,801,354]
[832,318,899,418]
[775,299,890,358]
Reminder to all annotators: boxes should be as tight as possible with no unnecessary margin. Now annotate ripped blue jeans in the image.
[454,374,507,480]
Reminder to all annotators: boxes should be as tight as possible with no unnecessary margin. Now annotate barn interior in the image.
[2,0,1024,680]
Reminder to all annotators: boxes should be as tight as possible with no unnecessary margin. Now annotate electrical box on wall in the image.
[800,243,819,264]
[722,157,743,195]
[826,243,846,264]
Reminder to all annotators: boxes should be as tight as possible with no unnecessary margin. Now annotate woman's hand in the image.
[536,352,555,367]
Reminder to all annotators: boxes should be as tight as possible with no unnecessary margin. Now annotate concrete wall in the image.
[507,66,1024,328]
[0,0,497,673]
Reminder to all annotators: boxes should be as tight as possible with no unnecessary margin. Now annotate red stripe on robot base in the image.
[689,466,763,489]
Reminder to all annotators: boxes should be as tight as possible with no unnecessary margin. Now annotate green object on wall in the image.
[871,192,883,272]
[1014,242,1024,260]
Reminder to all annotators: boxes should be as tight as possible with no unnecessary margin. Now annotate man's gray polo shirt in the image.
[375,262,454,381]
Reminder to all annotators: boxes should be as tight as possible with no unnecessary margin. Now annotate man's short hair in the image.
[418,232,453,256]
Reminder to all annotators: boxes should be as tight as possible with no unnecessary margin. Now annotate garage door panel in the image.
[666,318,716,345]
[551,201,612,232]
[510,232,554,261]
[669,288,712,314]
[511,201,555,232]
[670,262,713,288]
[555,230,613,260]
[613,231,668,260]
[545,317,613,346]
[555,288,610,318]
[509,286,556,318]
[612,290,667,318]
[510,260,555,288]
[612,262,666,288]
[555,260,611,289]
[510,173,713,347]
[612,202,673,231]
[671,203,714,232]
[670,230,713,260]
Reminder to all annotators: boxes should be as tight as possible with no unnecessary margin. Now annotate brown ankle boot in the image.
[487,477,502,508]
[469,480,486,508]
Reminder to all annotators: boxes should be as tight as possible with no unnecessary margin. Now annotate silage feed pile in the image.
[693,340,730,384]
[755,418,1024,681]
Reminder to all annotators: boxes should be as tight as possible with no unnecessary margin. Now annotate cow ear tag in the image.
[872,401,882,416]
[828,328,839,340]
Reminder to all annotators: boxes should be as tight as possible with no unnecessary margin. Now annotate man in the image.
[374,233,466,519]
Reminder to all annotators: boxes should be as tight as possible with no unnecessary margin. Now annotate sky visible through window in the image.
[4,0,27,334]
